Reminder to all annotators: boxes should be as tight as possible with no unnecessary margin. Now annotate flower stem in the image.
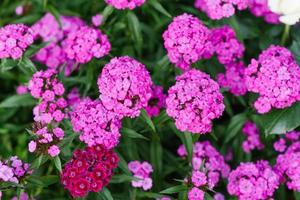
[281,25,290,46]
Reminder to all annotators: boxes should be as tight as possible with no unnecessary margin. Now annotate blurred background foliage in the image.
[0,0,300,199]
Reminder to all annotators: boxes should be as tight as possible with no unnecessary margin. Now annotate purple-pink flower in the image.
[62,26,111,63]
[248,0,280,24]
[128,161,153,191]
[70,98,121,149]
[163,13,211,70]
[92,14,103,26]
[188,187,204,200]
[217,62,247,96]
[178,141,230,189]
[166,69,224,134]
[194,0,248,20]
[245,45,300,113]
[227,160,279,200]
[210,25,245,65]
[98,56,153,118]
[145,85,166,117]
[105,0,146,10]
[0,24,34,59]
[242,121,264,153]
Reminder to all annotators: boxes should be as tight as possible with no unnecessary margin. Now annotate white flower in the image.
[268,0,300,25]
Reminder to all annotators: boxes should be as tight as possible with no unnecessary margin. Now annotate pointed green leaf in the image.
[121,127,149,140]
[0,94,36,108]
[224,113,247,143]
[140,109,156,133]
[53,156,62,172]
[160,185,187,194]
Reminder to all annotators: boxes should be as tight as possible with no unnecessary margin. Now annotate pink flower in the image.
[28,141,37,152]
[92,14,103,26]
[162,13,211,70]
[97,56,152,118]
[245,45,300,113]
[48,145,60,157]
[248,0,280,24]
[16,85,28,95]
[188,187,204,200]
[191,171,207,187]
[105,0,146,10]
[166,69,224,134]
[145,85,166,117]
[242,121,264,153]
[0,24,34,59]
[70,98,121,149]
[128,161,153,191]
[15,6,24,15]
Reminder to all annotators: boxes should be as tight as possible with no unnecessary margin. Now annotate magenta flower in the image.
[163,13,212,70]
[0,24,34,59]
[105,0,146,10]
[98,56,153,118]
[145,85,166,117]
[245,45,300,113]
[128,161,153,191]
[166,69,224,134]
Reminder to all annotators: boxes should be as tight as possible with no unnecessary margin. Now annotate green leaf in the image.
[127,12,143,54]
[47,5,61,26]
[121,127,149,140]
[205,193,214,200]
[116,152,130,175]
[31,155,45,169]
[24,42,49,57]
[291,40,300,65]
[294,192,300,200]
[0,94,36,108]
[140,109,156,133]
[183,131,193,162]
[253,103,300,135]
[0,58,18,72]
[149,0,172,18]
[18,57,37,72]
[136,191,165,198]
[53,156,62,172]
[98,188,114,200]
[40,175,59,186]
[224,113,247,143]
[110,174,135,184]
[102,5,114,24]
[160,185,187,194]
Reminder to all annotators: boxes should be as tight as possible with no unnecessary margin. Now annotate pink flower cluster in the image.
[145,85,166,117]
[92,14,103,27]
[28,69,67,157]
[67,87,81,108]
[248,0,280,24]
[105,0,146,10]
[98,56,152,118]
[61,145,119,198]
[0,156,32,183]
[32,13,110,75]
[242,121,264,153]
[217,62,247,96]
[210,26,244,65]
[62,26,111,63]
[273,131,300,152]
[194,0,278,23]
[245,45,300,113]
[0,24,34,59]
[28,70,67,124]
[28,126,64,157]
[70,98,121,149]
[11,192,31,200]
[275,136,300,192]
[128,161,153,190]
[162,13,211,70]
[194,0,248,20]
[178,141,230,189]
[227,160,279,200]
[166,69,224,134]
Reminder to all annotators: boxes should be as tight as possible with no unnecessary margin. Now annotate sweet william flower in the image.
[268,0,300,25]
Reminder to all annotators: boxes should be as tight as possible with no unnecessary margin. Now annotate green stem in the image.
[281,25,290,46]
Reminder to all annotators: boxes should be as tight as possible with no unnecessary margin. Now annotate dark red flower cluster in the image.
[60,145,119,198]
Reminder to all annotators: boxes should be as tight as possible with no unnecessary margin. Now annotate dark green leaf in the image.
[127,12,143,53]
[121,127,149,140]
[160,185,187,194]
[253,103,300,135]
[0,94,36,108]
[0,58,18,72]
[149,0,172,18]
[53,156,62,172]
[98,188,114,200]
[140,109,156,133]
[224,113,247,143]
[110,174,135,184]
